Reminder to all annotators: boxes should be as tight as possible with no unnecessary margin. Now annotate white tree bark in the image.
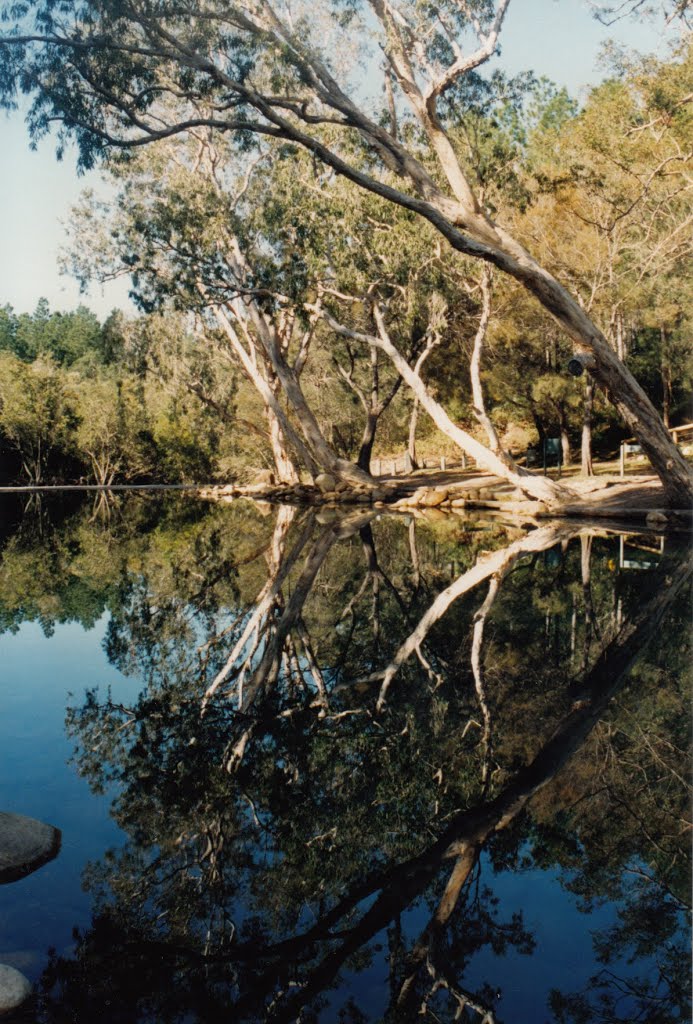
[316,304,568,505]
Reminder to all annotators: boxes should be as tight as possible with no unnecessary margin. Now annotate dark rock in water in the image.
[0,964,32,1015]
[0,812,61,884]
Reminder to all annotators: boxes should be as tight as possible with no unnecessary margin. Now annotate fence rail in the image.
[375,424,692,479]
[372,453,477,477]
[619,422,693,476]
[670,422,693,444]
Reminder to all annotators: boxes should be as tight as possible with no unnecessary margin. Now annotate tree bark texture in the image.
[660,327,672,429]
[581,378,594,476]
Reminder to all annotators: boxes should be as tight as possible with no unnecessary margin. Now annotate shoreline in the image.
[1,473,691,529]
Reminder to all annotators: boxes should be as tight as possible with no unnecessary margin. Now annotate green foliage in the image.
[0,298,243,484]
[0,350,78,482]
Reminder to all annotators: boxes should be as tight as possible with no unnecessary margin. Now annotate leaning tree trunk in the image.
[437,222,693,507]
[320,306,567,505]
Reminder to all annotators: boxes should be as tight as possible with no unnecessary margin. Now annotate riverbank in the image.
[199,470,692,529]
[2,470,690,528]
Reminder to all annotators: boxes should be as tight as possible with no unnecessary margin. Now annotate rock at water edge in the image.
[0,964,32,1016]
[315,473,338,493]
[0,811,61,884]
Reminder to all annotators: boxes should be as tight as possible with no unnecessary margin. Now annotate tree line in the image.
[0,299,289,485]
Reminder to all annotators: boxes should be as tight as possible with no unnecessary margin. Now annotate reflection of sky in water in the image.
[0,616,671,1020]
[0,619,138,978]
[321,859,623,1022]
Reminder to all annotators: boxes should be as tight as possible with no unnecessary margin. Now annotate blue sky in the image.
[0,1,674,318]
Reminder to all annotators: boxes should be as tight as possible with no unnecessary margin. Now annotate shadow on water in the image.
[0,494,690,1023]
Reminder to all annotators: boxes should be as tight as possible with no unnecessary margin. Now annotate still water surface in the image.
[0,494,689,1023]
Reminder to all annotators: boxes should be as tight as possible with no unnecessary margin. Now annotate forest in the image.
[0,1,691,508]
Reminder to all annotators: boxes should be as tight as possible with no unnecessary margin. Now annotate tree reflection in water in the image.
[2,496,687,1023]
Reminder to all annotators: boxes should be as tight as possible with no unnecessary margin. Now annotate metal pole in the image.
[619,443,625,477]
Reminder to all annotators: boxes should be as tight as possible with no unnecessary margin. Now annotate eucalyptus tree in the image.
[71,133,506,490]
[1,1,690,504]
[69,140,378,486]
[236,144,572,501]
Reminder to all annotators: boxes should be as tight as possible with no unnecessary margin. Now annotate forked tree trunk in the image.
[206,279,370,488]
[337,347,403,475]
[265,350,374,486]
[231,283,374,488]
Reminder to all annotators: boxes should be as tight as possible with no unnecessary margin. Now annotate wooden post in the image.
[462,453,467,470]
[619,442,625,477]
[672,429,678,445]
[440,455,446,471]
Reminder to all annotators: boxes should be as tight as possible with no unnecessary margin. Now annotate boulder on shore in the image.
[0,964,32,1015]
[315,473,338,493]
[253,469,275,485]
[0,811,61,885]
[420,488,448,507]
